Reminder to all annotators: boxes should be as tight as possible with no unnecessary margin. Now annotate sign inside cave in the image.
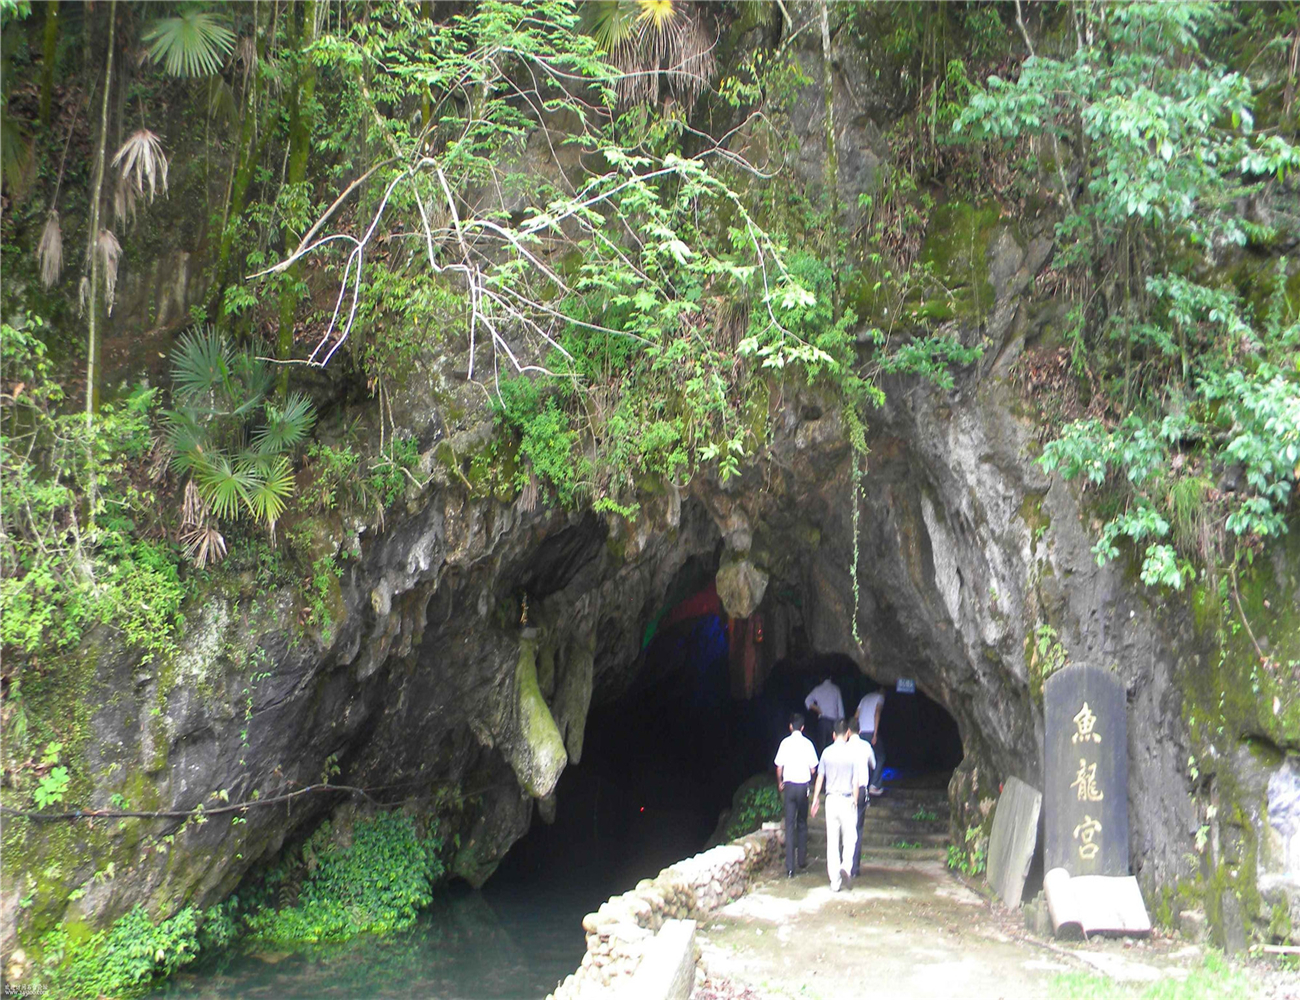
[1043,664,1130,876]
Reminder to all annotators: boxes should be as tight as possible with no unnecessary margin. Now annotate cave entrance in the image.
[493,585,775,893]
[765,652,964,791]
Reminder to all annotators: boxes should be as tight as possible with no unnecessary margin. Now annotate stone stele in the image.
[987,775,1042,907]
[1043,664,1129,877]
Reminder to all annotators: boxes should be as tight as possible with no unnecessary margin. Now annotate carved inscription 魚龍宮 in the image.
[1044,666,1129,876]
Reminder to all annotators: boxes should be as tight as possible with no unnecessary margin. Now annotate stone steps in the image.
[858,812,947,831]
[858,830,949,849]
[856,846,949,863]
[857,786,950,860]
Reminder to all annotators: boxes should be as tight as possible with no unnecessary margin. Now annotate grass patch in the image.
[1050,952,1258,1000]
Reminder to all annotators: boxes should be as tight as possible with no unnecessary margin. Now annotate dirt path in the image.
[694,808,1296,1000]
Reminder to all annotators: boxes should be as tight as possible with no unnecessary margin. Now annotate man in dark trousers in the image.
[774,712,819,878]
[855,685,887,794]
[847,717,877,879]
[804,675,844,754]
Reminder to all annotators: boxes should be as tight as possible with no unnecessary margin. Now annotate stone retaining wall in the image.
[548,823,784,999]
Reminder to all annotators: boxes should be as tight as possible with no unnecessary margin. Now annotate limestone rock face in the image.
[715,558,769,619]
[9,10,1300,966]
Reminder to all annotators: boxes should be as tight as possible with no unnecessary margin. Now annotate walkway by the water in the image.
[694,802,1295,1000]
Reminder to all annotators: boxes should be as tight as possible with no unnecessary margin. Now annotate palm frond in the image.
[663,11,715,109]
[112,129,170,206]
[207,78,237,125]
[233,34,258,89]
[96,230,122,315]
[38,211,62,289]
[181,520,227,568]
[142,11,236,78]
[636,0,679,34]
[584,0,639,52]
[241,455,294,525]
[112,174,139,226]
[170,326,232,403]
[179,480,226,567]
[196,453,254,521]
[253,392,316,455]
[1,111,35,200]
[164,409,207,474]
[230,346,275,414]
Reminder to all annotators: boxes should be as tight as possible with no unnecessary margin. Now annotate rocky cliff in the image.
[5,4,1299,986]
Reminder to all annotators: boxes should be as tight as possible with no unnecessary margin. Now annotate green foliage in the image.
[244,812,445,946]
[958,2,1300,586]
[305,555,341,642]
[1033,624,1070,680]
[1,314,189,662]
[42,904,209,999]
[947,823,987,876]
[724,785,783,841]
[164,327,315,534]
[33,766,69,809]
[302,443,361,512]
[142,10,236,78]
[1050,950,1254,1000]
[368,437,421,509]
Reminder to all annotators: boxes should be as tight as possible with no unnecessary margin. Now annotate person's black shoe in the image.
[798,860,808,870]
[787,870,795,879]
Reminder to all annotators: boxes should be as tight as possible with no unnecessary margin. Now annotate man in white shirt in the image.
[810,720,863,891]
[774,713,819,878]
[847,721,877,879]
[805,676,844,754]
[856,687,887,795]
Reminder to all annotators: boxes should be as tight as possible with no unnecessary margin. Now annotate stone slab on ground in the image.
[625,919,696,1000]
[1044,868,1151,939]
[987,776,1042,907]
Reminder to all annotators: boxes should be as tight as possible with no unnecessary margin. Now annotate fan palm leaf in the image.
[181,520,227,568]
[37,211,62,289]
[112,129,170,204]
[96,229,122,315]
[584,0,639,52]
[163,408,208,475]
[171,326,232,403]
[241,455,294,525]
[253,392,316,455]
[229,347,275,416]
[196,453,255,521]
[143,11,236,78]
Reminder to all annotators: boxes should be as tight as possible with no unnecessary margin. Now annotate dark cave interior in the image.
[491,593,965,893]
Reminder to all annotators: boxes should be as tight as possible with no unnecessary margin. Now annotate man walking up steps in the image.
[774,713,819,878]
[847,720,876,879]
[805,676,844,754]
[856,686,887,795]
[810,719,864,891]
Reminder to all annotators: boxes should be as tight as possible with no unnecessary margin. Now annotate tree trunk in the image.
[277,0,319,393]
[38,1,60,126]
[86,0,116,426]
[820,0,839,317]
